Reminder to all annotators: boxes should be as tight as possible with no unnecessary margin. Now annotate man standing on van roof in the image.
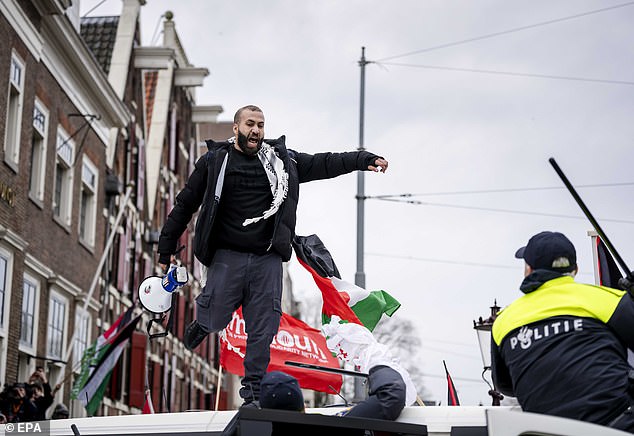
[157,105,388,407]
[491,231,634,432]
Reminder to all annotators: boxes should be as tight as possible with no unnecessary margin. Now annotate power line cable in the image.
[364,252,595,277]
[423,338,479,348]
[376,62,634,86]
[423,345,481,360]
[368,182,634,199]
[375,1,634,62]
[81,0,108,17]
[368,198,634,224]
[366,252,518,270]
[150,14,166,46]
[421,372,484,383]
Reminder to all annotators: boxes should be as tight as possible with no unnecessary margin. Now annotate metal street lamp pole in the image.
[473,301,503,406]
[354,46,369,403]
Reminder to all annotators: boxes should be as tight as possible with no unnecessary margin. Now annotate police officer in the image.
[492,231,634,432]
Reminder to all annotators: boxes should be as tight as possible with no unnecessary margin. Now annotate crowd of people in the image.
[0,367,68,423]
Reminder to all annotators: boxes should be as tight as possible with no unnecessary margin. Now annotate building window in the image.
[4,52,25,170]
[20,275,39,350]
[0,254,7,330]
[0,246,13,385]
[46,292,67,360]
[79,157,98,246]
[73,309,90,367]
[53,128,74,226]
[29,100,49,204]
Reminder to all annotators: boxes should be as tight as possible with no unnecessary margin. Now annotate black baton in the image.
[549,158,634,291]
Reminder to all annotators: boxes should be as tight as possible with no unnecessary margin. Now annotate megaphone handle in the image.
[147,316,169,340]
[164,293,178,333]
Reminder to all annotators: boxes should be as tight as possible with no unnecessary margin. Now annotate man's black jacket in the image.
[158,136,380,265]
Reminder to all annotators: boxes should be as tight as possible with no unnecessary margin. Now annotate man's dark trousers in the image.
[196,249,283,401]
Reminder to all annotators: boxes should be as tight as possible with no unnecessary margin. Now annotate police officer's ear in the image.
[524,263,533,278]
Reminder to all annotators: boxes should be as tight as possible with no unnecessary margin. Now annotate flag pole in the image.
[58,185,133,385]
[215,366,223,411]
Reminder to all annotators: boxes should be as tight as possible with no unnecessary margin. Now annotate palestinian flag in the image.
[595,236,623,288]
[71,305,140,415]
[142,389,155,414]
[293,234,400,331]
[443,360,460,406]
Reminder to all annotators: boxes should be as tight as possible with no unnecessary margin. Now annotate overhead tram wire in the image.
[361,183,634,223]
[365,253,519,271]
[374,62,634,86]
[422,346,482,361]
[365,197,634,225]
[81,0,108,17]
[370,182,634,198]
[421,373,484,384]
[374,1,634,63]
[423,338,480,348]
[364,252,594,278]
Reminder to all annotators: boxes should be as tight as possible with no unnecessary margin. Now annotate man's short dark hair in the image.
[234,105,263,124]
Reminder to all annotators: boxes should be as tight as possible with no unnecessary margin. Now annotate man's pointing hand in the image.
[369,157,388,173]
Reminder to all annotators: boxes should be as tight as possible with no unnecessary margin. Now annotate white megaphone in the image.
[138,265,188,314]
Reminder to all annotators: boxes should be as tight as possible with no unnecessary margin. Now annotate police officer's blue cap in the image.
[515,231,577,272]
[259,371,304,411]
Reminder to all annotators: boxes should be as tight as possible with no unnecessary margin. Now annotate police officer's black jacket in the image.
[158,136,380,265]
[491,271,634,426]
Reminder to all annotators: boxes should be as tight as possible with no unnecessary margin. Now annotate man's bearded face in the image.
[233,109,265,155]
[237,130,263,155]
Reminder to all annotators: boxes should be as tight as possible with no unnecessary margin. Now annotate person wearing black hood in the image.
[0,383,37,423]
[491,231,634,433]
[158,105,388,408]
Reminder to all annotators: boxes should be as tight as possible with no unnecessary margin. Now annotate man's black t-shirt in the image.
[214,150,274,254]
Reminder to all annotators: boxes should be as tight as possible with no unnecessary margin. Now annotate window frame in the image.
[4,51,26,171]
[46,289,68,361]
[73,307,91,367]
[19,272,40,354]
[0,246,14,336]
[53,127,75,228]
[79,156,98,247]
[29,98,49,206]
[0,246,14,383]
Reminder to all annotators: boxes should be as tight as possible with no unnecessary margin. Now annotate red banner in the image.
[219,308,343,393]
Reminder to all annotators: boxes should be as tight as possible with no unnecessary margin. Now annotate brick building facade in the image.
[0,0,250,418]
[0,0,129,415]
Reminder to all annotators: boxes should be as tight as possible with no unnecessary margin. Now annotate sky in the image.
[82,0,634,406]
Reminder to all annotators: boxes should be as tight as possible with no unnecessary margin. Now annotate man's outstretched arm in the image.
[294,150,388,183]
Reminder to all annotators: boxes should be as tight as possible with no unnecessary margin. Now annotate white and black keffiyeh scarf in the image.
[227,137,289,227]
[200,140,289,281]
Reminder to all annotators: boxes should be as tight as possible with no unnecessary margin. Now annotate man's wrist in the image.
[158,253,172,265]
